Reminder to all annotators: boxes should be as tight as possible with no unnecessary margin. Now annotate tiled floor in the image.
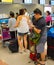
[0,43,54,65]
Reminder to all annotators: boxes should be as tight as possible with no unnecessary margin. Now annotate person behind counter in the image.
[45,11,52,26]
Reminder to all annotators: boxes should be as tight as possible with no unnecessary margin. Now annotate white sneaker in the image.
[19,49,25,54]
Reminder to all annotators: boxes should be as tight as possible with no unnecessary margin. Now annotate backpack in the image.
[29,30,41,45]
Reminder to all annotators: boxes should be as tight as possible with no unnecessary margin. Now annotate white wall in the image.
[32,0,38,4]
[14,0,22,3]
[0,4,43,14]
[45,0,49,4]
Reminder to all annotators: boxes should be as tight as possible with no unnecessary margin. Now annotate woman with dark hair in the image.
[14,9,31,53]
[45,11,52,26]
[8,11,17,39]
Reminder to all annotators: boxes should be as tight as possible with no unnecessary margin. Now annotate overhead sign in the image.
[2,0,12,3]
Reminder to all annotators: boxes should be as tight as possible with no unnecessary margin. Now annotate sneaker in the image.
[19,49,25,54]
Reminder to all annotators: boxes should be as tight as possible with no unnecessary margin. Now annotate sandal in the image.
[35,61,45,65]
[39,55,47,61]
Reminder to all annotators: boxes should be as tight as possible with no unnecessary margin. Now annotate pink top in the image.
[45,15,52,22]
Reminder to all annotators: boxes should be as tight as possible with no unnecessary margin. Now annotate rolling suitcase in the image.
[47,27,54,59]
[8,39,19,53]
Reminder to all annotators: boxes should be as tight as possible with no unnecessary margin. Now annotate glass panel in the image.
[51,0,54,5]
[24,0,32,4]
[40,0,45,5]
